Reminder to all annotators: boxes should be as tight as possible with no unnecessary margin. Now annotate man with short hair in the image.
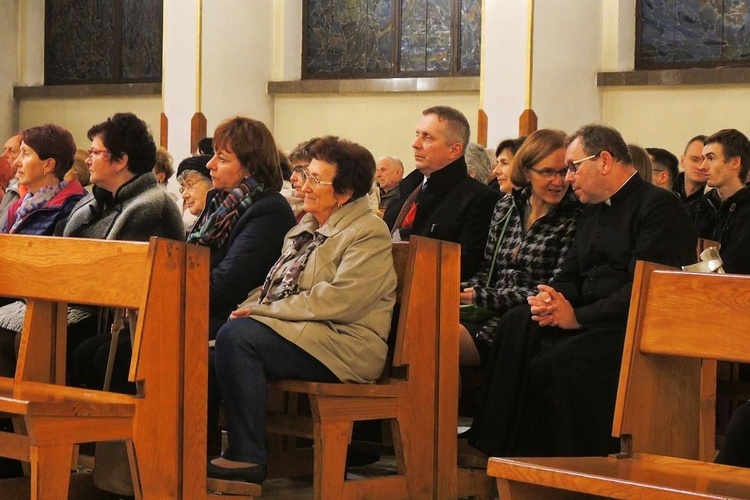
[468,124,696,459]
[386,106,500,280]
[375,156,404,211]
[687,129,750,274]
[0,134,22,228]
[1,135,20,166]
[672,135,708,203]
[646,147,679,189]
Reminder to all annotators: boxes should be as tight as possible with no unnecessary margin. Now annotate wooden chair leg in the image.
[30,443,74,499]
[314,420,351,500]
[458,467,495,499]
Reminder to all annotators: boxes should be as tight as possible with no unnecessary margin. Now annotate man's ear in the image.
[449,142,464,160]
[599,150,614,175]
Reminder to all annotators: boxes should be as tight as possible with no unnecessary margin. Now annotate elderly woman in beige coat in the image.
[208,136,397,484]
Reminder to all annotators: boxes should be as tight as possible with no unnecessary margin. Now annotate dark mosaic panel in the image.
[306,0,394,76]
[46,0,162,84]
[46,1,116,83]
[122,0,163,80]
[305,0,480,78]
[639,0,750,67]
[400,0,451,73]
[459,0,481,72]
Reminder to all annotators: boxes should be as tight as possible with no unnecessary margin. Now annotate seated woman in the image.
[186,117,296,339]
[4,124,87,234]
[491,136,526,194]
[0,124,87,376]
[459,129,582,367]
[207,136,397,484]
[176,153,213,228]
[66,112,185,394]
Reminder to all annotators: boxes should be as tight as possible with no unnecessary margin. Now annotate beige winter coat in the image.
[240,195,397,383]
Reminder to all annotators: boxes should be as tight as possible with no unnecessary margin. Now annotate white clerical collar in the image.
[604,170,638,206]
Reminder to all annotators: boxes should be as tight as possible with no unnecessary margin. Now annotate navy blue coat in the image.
[194,190,296,338]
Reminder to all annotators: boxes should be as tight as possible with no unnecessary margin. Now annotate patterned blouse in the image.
[463,187,583,346]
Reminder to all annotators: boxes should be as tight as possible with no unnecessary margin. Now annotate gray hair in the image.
[465,142,493,182]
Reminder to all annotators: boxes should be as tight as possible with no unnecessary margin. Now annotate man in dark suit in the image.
[386,106,500,280]
[468,124,697,459]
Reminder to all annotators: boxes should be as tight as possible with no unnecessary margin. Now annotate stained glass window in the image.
[45,0,163,85]
[304,0,481,78]
[637,0,750,68]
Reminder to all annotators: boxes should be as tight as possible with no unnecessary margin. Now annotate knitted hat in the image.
[176,154,212,180]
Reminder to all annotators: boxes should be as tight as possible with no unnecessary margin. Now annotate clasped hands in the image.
[527,284,580,330]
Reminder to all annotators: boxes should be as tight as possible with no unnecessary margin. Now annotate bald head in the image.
[2,135,20,167]
[376,156,404,192]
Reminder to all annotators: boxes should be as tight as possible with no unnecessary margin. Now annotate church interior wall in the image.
[272,92,480,174]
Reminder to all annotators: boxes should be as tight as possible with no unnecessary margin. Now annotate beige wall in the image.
[18,96,162,150]
[272,92,480,174]
[601,85,750,156]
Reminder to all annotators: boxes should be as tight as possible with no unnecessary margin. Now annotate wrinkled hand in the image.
[460,287,474,305]
[229,305,253,320]
[527,284,581,329]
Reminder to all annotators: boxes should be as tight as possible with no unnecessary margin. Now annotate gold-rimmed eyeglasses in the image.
[295,166,334,189]
[566,152,601,175]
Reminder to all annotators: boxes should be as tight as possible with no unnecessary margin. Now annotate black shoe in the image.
[207,461,267,484]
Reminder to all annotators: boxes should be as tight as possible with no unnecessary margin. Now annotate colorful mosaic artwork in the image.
[639,0,750,67]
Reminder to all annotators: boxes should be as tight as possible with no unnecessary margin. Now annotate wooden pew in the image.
[0,235,220,499]
[257,236,491,499]
[487,261,750,498]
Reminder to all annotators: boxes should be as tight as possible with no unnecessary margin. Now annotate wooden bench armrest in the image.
[0,380,135,417]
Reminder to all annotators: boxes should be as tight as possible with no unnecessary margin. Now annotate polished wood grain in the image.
[0,236,215,499]
[486,261,750,499]
[258,237,476,499]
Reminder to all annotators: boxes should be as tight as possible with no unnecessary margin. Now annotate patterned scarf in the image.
[187,177,264,248]
[257,231,328,304]
[7,181,66,233]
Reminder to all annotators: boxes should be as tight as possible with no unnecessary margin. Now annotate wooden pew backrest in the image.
[615,261,750,459]
[0,235,211,499]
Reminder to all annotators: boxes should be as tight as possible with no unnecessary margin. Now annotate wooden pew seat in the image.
[0,236,214,499]
[255,236,493,499]
[486,261,750,499]
[489,454,750,499]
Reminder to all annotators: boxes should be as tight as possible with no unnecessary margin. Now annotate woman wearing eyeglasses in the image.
[176,154,213,229]
[459,129,583,368]
[207,136,397,484]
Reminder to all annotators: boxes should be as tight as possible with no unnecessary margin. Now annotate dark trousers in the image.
[715,401,750,468]
[213,317,338,465]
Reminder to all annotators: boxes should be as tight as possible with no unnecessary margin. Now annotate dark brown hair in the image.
[213,116,283,192]
[21,123,76,180]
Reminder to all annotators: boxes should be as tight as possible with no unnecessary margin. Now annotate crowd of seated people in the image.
[3,104,750,493]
